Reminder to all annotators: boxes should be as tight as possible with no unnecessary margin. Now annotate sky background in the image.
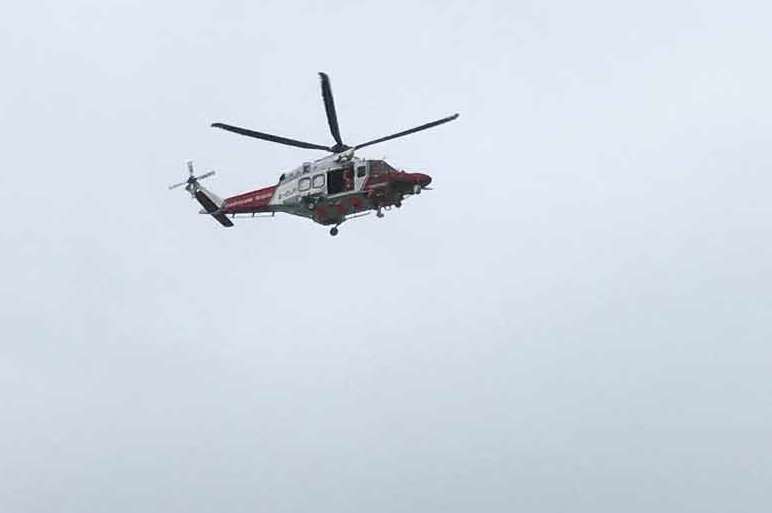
[2,1,772,511]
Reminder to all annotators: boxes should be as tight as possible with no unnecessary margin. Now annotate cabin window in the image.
[298,177,311,191]
[357,166,366,178]
[312,174,325,188]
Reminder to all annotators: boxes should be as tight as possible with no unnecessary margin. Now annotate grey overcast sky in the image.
[2,1,771,511]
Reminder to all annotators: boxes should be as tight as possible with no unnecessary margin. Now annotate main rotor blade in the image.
[211,123,332,151]
[319,72,345,149]
[353,113,459,151]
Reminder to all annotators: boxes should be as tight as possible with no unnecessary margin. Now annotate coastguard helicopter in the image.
[170,72,458,236]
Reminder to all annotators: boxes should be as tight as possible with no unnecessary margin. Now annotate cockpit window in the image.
[369,160,397,176]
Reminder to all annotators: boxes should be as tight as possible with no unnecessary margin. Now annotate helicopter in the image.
[170,72,458,236]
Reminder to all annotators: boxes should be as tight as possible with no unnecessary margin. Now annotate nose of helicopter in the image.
[412,173,432,187]
[393,171,432,190]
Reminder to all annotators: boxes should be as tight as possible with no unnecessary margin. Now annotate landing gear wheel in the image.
[376,208,384,218]
[330,227,339,236]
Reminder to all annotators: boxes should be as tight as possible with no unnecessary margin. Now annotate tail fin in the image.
[194,187,233,227]
[170,161,233,227]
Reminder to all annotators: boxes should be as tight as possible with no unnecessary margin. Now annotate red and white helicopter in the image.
[170,72,458,236]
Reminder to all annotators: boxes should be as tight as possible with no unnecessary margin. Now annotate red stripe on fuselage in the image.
[222,185,276,214]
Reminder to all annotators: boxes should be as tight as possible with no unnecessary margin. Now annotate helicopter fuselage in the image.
[219,155,431,226]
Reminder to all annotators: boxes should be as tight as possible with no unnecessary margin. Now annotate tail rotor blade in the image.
[169,163,215,190]
[168,181,188,190]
